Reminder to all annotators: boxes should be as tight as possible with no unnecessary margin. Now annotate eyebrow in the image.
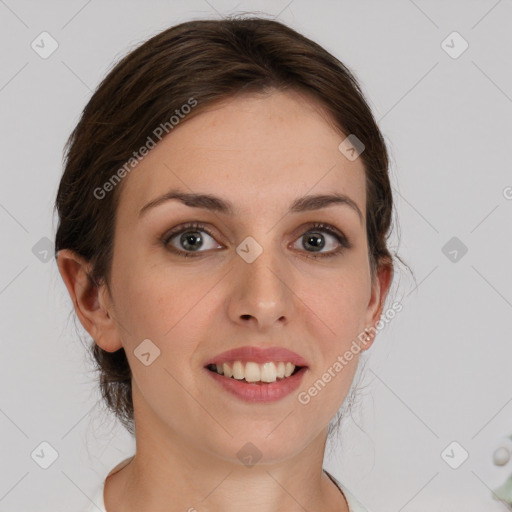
[138,189,364,224]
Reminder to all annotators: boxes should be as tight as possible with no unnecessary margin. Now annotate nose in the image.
[227,240,293,331]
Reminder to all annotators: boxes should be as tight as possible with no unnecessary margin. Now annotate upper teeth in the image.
[212,361,297,382]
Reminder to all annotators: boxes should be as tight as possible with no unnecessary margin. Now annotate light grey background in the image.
[1,0,512,510]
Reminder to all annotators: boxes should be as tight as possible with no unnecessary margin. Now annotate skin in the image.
[58,89,392,512]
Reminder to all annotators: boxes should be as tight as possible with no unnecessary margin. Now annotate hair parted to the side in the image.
[54,16,404,436]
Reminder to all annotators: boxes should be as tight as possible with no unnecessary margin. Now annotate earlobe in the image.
[56,249,122,352]
[363,261,394,349]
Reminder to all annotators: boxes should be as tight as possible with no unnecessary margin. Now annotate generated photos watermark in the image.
[297,300,403,405]
[93,97,198,200]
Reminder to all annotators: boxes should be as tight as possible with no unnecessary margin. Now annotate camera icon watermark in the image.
[236,442,262,468]
[441,441,469,469]
[441,31,469,59]
[31,441,59,469]
[134,339,161,366]
[441,236,468,263]
[32,236,54,263]
[338,134,365,161]
[31,31,59,59]
[236,236,263,263]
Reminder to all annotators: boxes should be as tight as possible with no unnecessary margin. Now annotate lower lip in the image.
[205,366,308,403]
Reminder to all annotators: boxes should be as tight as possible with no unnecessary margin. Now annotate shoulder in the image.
[84,456,134,512]
[324,470,368,512]
[85,484,106,512]
[107,455,135,477]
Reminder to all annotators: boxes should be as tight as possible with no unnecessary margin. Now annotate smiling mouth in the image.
[205,361,304,384]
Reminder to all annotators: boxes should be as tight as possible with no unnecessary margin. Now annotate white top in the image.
[86,458,367,512]
[325,471,368,512]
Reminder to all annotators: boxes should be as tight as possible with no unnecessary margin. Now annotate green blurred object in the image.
[493,473,512,506]
[493,435,512,506]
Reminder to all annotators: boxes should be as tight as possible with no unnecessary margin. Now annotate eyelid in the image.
[161,222,222,247]
[161,220,352,257]
[289,222,352,259]
[292,221,351,246]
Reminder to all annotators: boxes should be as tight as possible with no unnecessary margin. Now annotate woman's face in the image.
[101,89,388,464]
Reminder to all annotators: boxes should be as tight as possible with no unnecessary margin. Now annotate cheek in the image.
[300,271,368,342]
[111,256,214,362]
[296,278,365,419]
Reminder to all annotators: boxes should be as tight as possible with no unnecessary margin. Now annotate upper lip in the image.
[204,346,309,367]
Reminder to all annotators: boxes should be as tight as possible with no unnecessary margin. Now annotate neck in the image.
[104,382,349,512]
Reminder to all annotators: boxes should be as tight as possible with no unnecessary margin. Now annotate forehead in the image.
[118,89,367,219]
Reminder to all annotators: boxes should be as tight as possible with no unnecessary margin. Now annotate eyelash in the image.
[161,221,352,259]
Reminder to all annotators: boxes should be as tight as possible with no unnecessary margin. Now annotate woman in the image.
[54,16,397,511]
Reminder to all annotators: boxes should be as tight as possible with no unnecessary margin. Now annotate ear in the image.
[362,260,394,350]
[56,248,123,353]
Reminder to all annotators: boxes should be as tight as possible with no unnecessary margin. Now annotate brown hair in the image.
[54,16,403,436]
